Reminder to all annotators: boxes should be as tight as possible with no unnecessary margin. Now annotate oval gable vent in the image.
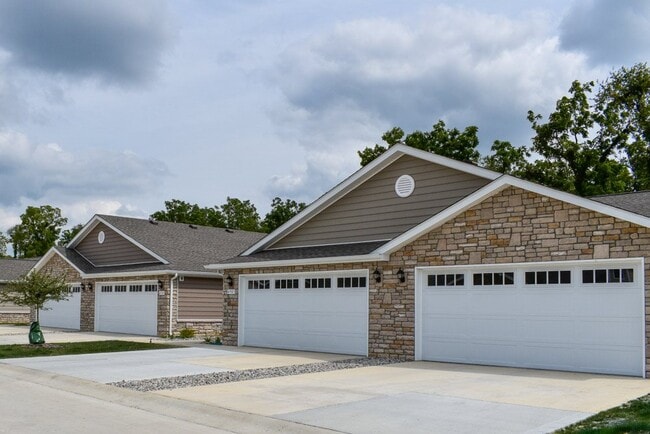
[395,175,415,198]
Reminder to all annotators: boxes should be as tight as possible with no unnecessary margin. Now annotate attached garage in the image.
[95,282,158,335]
[40,285,81,330]
[416,259,645,377]
[239,271,368,356]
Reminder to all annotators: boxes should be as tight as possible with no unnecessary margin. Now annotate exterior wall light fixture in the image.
[396,268,406,283]
[373,268,382,283]
[225,275,233,286]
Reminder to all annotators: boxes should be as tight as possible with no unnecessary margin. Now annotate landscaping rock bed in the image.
[110,357,400,392]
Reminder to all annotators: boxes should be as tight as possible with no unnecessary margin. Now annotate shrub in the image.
[178,328,195,339]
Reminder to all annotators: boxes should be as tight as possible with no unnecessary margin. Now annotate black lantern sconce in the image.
[81,282,93,291]
[225,275,233,286]
[373,268,382,283]
[396,268,405,283]
[158,280,164,290]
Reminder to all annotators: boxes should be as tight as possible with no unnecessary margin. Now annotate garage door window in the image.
[248,279,270,290]
[305,278,331,289]
[129,284,143,292]
[525,270,571,285]
[144,284,158,292]
[70,285,82,293]
[427,274,464,287]
[101,285,113,293]
[582,268,634,284]
[337,277,367,288]
[275,279,299,289]
[473,272,514,286]
[114,285,127,293]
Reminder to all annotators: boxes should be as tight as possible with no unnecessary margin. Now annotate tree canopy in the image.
[0,269,70,323]
[152,196,307,233]
[58,224,84,247]
[9,205,68,258]
[358,63,650,197]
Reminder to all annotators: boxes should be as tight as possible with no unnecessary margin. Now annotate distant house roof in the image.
[0,258,38,282]
[590,191,650,218]
[36,215,266,277]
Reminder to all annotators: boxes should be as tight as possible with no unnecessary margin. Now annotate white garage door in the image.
[240,272,368,356]
[96,282,158,336]
[416,259,645,376]
[40,285,81,330]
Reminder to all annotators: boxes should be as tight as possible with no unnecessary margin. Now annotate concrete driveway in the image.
[3,324,650,433]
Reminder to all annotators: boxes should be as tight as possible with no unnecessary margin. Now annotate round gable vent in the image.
[97,231,105,244]
[395,174,415,198]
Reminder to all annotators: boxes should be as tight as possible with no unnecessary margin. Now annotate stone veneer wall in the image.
[0,312,31,323]
[223,187,650,373]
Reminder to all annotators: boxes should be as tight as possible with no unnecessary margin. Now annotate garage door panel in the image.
[96,286,157,336]
[418,261,644,377]
[242,275,368,356]
[40,291,81,330]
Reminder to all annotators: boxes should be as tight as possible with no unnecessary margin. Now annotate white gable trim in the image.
[242,144,500,255]
[33,248,85,276]
[376,175,650,255]
[68,215,169,265]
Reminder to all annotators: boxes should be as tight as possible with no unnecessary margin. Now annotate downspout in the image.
[169,273,179,337]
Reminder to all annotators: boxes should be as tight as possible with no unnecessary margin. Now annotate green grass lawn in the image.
[0,340,178,359]
[556,394,650,433]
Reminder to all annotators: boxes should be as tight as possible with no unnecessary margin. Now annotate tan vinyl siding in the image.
[178,277,223,321]
[75,223,160,267]
[272,155,491,248]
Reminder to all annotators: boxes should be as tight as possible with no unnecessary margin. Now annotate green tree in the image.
[221,197,260,232]
[0,270,70,330]
[58,224,84,247]
[358,121,481,167]
[151,199,225,227]
[0,231,8,257]
[9,206,68,258]
[481,140,530,176]
[262,197,307,233]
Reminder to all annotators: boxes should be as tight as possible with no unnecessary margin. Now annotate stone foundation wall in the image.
[0,312,31,324]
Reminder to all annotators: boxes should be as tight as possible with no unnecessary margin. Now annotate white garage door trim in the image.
[415,258,645,377]
[95,281,159,336]
[39,283,81,330]
[238,270,369,356]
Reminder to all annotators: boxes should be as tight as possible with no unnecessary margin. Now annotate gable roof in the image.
[241,144,501,255]
[207,150,650,270]
[36,215,265,277]
[0,258,38,282]
[590,191,650,218]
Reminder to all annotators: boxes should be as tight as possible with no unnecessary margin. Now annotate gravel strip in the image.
[110,357,400,392]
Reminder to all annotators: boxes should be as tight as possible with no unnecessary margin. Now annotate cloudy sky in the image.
[0,0,648,235]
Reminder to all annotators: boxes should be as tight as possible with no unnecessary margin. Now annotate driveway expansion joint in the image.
[110,357,401,391]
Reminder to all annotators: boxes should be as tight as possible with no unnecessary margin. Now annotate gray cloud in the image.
[0,131,169,206]
[560,0,650,66]
[275,7,587,150]
[0,0,174,84]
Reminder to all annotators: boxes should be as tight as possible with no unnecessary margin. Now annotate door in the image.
[416,259,645,376]
[40,285,81,330]
[240,272,368,356]
[96,282,158,335]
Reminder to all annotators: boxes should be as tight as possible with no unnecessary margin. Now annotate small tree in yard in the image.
[0,270,70,343]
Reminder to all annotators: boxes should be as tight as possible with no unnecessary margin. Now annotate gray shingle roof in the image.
[590,191,650,218]
[64,215,266,275]
[0,258,38,281]
[219,241,387,264]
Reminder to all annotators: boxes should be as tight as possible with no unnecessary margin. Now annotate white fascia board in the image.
[67,215,101,248]
[242,145,500,256]
[205,253,390,270]
[93,216,170,265]
[377,175,650,256]
[86,270,222,279]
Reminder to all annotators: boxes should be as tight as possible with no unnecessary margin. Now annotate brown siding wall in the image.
[272,155,490,248]
[178,277,223,321]
[75,223,159,267]
[224,187,650,375]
